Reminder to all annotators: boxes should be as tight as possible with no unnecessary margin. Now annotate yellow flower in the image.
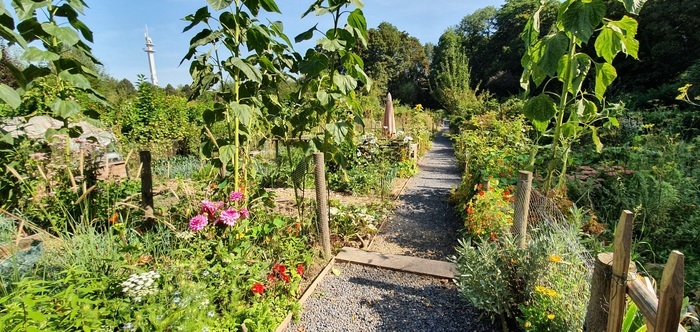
[535,285,546,293]
[545,289,558,297]
[235,232,245,240]
[547,314,555,320]
[524,321,532,328]
[549,254,562,263]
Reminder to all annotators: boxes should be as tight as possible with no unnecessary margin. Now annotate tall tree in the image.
[429,29,476,113]
[359,22,430,105]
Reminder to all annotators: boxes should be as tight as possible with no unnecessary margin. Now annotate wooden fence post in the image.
[606,210,635,332]
[513,170,532,249]
[585,253,638,331]
[140,151,155,229]
[313,152,331,260]
[656,251,685,332]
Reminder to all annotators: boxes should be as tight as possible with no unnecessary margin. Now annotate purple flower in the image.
[219,208,240,226]
[200,200,223,220]
[239,208,250,219]
[189,215,208,232]
[229,191,244,202]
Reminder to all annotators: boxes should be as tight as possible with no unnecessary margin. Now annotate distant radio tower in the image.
[144,26,158,86]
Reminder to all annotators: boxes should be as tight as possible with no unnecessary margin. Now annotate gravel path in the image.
[287,129,497,332]
[369,130,463,260]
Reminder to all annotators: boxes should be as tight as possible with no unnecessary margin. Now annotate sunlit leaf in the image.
[41,22,80,46]
[333,74,357,95]
[51,99,81,118]
[21,47,59,62]
[347,9,367,40]
[59,71,91,89]
[219,144,236,167]
[590,126,603,152]
[559,0,605,42]
[618,0,646,15]
[594,62,617,101]
[206,0,233,11]
[0,84,21,109]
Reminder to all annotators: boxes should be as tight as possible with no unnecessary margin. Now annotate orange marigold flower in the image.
[478,191,485,197]
[549,254,562,263]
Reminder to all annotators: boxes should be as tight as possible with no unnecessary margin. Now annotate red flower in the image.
[281,274,291,283]
[273,264,286,275]
[478,191,485,197]
[296,264,305,276]
[251,283,264,294]
[267,273,276,282]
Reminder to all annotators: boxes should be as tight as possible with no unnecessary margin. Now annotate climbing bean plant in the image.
[520,0,645,191]
[182,0,296,191]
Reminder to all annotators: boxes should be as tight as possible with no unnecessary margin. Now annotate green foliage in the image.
[429,29,479,115]
[452,110,532,195]
[520,0,644,191]
[183,0,294,191]
[459,185,514,240]
[358,22,430,105]
[453,218,591,331]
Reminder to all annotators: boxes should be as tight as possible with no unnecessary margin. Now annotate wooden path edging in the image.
[335,247,457,279]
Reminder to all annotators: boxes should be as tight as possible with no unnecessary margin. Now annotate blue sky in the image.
[79,0,506,87]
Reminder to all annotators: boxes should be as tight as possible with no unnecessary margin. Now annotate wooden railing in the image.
[584,210,686,332]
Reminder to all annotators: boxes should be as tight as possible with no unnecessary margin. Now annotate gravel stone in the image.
[288,130,498,332]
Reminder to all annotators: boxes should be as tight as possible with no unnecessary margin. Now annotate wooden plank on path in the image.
[336,247,457,279]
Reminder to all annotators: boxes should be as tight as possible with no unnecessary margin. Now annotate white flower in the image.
[329,207,340,216]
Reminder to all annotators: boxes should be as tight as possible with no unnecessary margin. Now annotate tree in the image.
[359,22,430,105]
[429,29,477,114]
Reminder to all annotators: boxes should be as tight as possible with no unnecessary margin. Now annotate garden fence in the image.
[511,171,686,332]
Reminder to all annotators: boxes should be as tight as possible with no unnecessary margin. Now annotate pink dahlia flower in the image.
[200,200,224,220]
[189,215,208,232]
[219,208,240,226]
[239,208,250,219]
[229,191,244,202]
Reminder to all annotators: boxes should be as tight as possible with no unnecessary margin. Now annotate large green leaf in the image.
[207,0,233,11]
[58,71,91,89]
[0,84,21,109]
[318,37,345,52]
[520,5,542,47]
[228,57,262,82]
[259,0,281,13]
[595,16,638,63]
[51,99,81,118]
[618,0,646,15]
[332,74,357,95]
[41,22,80,46]
[183,6,211,33]
[326,121,351,144]
[562,53,592,95]
[347,9,367,40]
[532,32,568,77]
[594,62,617,101]
[523,94,556,122]
[230,102,260,125]
[295,24,316,43]
[299,50,329,77]
[218,144,236,167]
[559,0,606,42]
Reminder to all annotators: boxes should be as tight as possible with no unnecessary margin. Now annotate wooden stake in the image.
[513,171,532,249]
[607,210,635,332]
[655,251,685,332]
[313,152,331,260]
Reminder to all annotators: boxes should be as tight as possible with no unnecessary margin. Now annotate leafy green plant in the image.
[520,0,645,191]
[182,0,295,191]
[459,184,514,240]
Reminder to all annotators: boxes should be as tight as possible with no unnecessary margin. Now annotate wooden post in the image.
[313,152,331,260]
[655,251,685,332]
[140,151,155,228]
[585,253,637,331]
[513,171,532,249]
[606,210,635,332]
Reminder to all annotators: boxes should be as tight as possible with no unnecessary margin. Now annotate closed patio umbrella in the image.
[382,92,396,137]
